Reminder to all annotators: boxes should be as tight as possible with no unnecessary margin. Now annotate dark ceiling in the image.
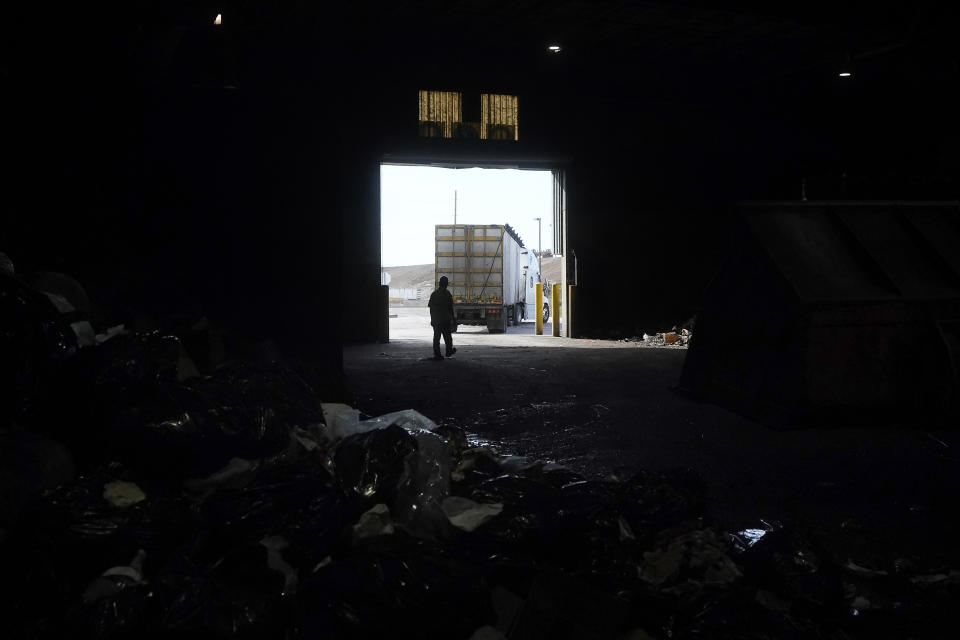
[359,0,956,99]
[4,1,956,97]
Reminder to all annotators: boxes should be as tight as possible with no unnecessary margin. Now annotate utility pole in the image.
[454,190,457,225]
[534,217,542,279]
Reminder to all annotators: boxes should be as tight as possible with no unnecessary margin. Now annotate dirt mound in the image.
[540,256,563,286]
[382,264,433,289]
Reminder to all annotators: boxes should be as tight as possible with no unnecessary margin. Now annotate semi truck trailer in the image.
[435,224,541,333]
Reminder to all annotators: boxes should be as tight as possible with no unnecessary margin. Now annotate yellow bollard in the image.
[535,283,543,335]
[552,283,560,337]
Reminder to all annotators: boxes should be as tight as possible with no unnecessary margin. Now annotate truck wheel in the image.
[542,303,550,324]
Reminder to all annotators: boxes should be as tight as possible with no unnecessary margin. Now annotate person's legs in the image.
[432,325,443,359]
[442,324,454,356]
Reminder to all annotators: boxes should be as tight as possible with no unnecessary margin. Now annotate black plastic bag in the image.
[392,429,455,540]
[71,549,158,639]
[200,457,337,549]
[180,362,321,447]
[157,542,287,638]
[31,332,185,468]
[1,271,77,425]
[20,463,197,590]
[616,468,706,542]
[0,428,75,526]
[106,361,321,479]
[737,527,844,614]
[85,332,182,398]
[334,424,417,520]
[1,529,73,638]
[7,466,196,638]
[465,475,564,550]
[432,424,469,457]
[294,534,494,638]
[506,568,632,640]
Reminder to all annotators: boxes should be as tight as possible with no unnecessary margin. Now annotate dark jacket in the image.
[428,287,454,327]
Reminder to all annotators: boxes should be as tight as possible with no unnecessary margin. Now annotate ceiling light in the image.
[214,13,222,25]
[548,45,561,53]
[837,52,853,78]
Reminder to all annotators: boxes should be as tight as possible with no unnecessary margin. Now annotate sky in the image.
[380,165,553,267]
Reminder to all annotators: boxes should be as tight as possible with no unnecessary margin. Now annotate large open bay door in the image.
[553,169,572,337]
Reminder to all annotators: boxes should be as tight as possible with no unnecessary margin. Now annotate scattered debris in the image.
[622,330,691,347]
[442,496,503,531]
[926,432,950,449]
[261,534,299,595]
[639,528,741,586]
[845,559,889,578]
[81,549,147,604]
[1,278,956,638]
[101,480,146,509]
[352,503,395,540]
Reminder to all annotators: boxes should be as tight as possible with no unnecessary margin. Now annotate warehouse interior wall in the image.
[339,41,960,342]
[5,4,959,384]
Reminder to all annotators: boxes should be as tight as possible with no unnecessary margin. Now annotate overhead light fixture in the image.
[548,45,561,53]
[214,13,222,25]
[838,52,853,77]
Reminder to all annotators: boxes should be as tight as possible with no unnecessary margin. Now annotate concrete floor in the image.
[345,308,959,551]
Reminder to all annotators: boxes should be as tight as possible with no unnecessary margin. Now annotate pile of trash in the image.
[3,271,958,639]
[621,329,692,347]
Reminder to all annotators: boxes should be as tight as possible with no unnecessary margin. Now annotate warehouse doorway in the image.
[379,163,567,341]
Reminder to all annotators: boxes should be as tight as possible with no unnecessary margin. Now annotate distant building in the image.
[389,287,422,301]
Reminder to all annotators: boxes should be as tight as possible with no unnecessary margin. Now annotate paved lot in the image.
[387,306,657,349]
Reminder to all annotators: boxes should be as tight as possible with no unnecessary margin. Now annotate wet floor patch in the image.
[450,400,635,479]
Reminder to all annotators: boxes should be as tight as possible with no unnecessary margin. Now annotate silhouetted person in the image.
[428,276,456,360]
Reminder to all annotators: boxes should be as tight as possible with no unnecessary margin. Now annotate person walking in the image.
[428,276,457,361]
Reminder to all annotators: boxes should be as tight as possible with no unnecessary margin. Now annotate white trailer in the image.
[435,224,529,333]
[523,248,550,324]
